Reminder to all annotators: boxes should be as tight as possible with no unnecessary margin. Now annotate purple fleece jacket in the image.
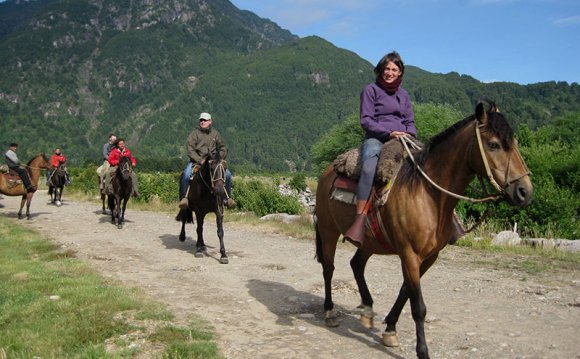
[359,81,416,142]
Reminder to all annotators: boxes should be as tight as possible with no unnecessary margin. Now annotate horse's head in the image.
[204,154,227,199]
[117,156,133,181]
[471,102,533,206]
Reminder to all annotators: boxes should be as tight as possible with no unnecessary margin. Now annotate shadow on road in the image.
[246,279,405,359]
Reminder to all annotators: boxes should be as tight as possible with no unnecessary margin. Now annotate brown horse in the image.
[314,102,533,359]
[0,153,51,219]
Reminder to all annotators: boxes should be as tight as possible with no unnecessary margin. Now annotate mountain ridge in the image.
[1,0,578,172]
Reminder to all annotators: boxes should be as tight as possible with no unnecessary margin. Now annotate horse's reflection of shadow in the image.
[96,211,134,226]
[159,234,222,261]
[246,279,404,359]
[1,211,50,219]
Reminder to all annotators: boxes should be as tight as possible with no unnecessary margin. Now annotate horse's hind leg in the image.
[194,212,206,257]
[179,210,188,242]
[25,194,32,220]
[18,195,26,219]
[101,194,107,214]
[315,223,340,327]
[350,250,374,328]
[382,254,438,355]
[215,213,228,264]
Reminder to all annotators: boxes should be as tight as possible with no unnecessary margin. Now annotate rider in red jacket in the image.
[105,138,139,197]
[47,148,70,185]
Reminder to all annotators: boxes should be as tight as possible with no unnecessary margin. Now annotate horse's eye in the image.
[488,141,500,151]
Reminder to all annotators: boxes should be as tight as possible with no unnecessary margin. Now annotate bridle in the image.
[200,159,227,193]
[400,119,530,203]
[118,159,132,178]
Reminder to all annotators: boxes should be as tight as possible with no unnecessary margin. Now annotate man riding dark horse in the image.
[179,112,235,210]
[4,143,35,192]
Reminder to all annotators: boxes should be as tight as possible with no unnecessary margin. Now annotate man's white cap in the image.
[199,112,212,120]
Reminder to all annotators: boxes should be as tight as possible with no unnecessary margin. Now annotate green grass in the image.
[0,216,223,359]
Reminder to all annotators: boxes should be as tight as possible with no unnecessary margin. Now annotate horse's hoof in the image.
[219,257,229,264]
[102,210,106,215]
[56,201,62,207]
[324,310,339,327]
[382,331,400,347]
[179,235,186,242]
[117,224,123,229]
[194,251,204,258]
[360,315,374,329]
[360,305,374,328]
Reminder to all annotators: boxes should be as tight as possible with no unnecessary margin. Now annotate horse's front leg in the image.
[382,254,438,349]
[115,195,123,229]
[108,196,116,224]
[194,211,206,257]
[119,197,128,225]
[350,250,373,328]
[396,255,434,359]
[215,212,228,264]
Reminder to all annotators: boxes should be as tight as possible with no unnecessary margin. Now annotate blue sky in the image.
[230,0,580,85]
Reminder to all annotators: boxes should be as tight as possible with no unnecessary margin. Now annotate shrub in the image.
[289,173,307,191]
[233,180,303,217]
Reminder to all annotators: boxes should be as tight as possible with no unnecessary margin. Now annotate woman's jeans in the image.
[179,162,232,200]
[357,138,383,201]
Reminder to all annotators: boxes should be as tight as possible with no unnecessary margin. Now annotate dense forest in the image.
[1,0,579,173]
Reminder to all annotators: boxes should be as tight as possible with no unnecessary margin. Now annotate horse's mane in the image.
[27,153,48,166]
[399,107,514,184]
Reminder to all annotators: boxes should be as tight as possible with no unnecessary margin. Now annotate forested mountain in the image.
[1,0,579,172]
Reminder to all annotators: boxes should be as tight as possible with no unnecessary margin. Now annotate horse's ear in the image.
[475,102,488,124]
[490,102,500,113]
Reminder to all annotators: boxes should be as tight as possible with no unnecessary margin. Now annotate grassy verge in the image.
[0,216,223,359]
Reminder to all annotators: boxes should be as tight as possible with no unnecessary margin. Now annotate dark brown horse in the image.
[0,154,51,219]
[178,152,229,264]
[48,161,67,207]
[107,156,133,229]
[314,103,533,359]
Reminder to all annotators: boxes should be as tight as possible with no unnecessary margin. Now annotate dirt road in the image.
[1,191,579,359]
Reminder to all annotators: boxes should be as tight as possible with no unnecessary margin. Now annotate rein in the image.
[401,120,506,203]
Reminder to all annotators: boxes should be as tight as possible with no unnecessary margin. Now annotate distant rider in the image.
[4,142,35,192]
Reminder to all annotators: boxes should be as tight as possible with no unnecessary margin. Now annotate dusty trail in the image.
[1,191,579,359]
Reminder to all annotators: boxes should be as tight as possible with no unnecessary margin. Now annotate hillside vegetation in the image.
[1,0,579,173]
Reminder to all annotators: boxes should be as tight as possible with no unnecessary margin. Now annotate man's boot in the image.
[224,198,236,209]
[179,197,189,210]
[344,213,366,248]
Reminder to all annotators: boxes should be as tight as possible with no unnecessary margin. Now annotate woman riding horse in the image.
[315,102,533,359]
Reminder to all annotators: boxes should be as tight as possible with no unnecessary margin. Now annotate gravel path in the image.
[1,191,579,359]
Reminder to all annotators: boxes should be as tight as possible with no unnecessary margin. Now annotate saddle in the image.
[330,138,422,251]
[1,165,24,189]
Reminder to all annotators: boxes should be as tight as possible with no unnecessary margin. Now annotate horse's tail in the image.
[314,217,325,265]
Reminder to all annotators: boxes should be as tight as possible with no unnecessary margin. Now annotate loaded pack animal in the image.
[48,161,67,207]
[107,156,133,229]
[178,147,230,264]
[0,154,51,219]
[314,102,533,359]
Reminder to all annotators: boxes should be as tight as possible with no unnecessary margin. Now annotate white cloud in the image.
[553,15,580,26]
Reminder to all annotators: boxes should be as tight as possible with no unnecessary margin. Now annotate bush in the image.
[233,180,303,217]
[289,173,307,191]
